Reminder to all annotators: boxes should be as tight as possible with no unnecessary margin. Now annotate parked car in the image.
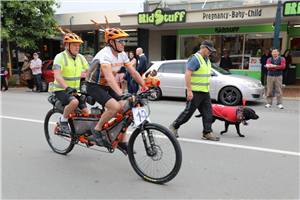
[41,60,87,92]
[143,60,265,106]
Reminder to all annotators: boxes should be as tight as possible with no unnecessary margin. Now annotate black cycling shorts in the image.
[54,90,87,110]
[86,82,121,106]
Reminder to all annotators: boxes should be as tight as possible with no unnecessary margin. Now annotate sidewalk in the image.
[4,80,300,100]
[265,79,300,100]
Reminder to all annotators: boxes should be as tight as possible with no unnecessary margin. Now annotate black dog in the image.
[195,104,259,137]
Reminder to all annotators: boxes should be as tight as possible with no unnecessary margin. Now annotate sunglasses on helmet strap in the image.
[115,39,128,44]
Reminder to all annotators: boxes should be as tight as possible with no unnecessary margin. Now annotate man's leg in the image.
[275,76,283,105]
[170,91,199,137]
[33,75,37,91]
[37,74,43,92]
[261,70,266,86]
[95,98,120,131]
[63,98,79,118]
[198,93,213,134]
[266,76,274,105]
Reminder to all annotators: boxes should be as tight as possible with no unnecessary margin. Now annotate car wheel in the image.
[80,80,87,94]
[41,79,48,92]
[219,86,241,106]
[148,87,162,101]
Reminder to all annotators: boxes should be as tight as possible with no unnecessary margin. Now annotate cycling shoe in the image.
[118,142,136,154]
[90,127,104,146]
[59,120,71,134]
[90,127,113,149]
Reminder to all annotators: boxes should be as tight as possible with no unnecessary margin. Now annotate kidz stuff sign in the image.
[283,1,300,16]
[138,9,186,27]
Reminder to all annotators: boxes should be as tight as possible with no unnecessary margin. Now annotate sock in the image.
[61,116,68,122]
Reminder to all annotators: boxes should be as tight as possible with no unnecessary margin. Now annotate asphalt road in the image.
[1,88,299,199]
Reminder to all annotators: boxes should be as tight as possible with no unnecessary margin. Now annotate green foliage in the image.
[1,0,61,50]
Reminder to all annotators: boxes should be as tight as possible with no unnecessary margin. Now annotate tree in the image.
[1,1,61,64]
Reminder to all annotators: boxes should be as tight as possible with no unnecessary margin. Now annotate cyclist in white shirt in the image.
[86,18,148,153]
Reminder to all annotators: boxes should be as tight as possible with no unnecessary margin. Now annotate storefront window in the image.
[244,33,282,70]
[211,34,244,69]
[179,35,210,59]
[290,38,300,57]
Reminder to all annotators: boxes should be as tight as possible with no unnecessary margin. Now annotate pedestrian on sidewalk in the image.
[21,52,34,92]
[260,48,271,86]
[281,49,292,87]
[30,53,42,93]
[265,48,286,109]
[219,52,232,72]
[1,59,9,92]
[169,40,219,141]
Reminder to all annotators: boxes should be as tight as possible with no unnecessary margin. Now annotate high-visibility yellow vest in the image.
[189,53,211,92]
[53,51,89,92]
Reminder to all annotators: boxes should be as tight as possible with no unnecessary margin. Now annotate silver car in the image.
[143,60,265,106]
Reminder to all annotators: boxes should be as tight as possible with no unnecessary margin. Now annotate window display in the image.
[179,32,283,70]
[179,35,209,59]
[290,38,300,57]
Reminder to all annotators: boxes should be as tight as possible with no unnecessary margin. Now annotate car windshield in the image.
[211,63,231,75]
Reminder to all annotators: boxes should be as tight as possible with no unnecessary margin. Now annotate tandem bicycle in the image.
[44,90,182,184]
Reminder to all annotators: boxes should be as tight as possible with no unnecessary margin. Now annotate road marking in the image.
[2,115,299,157]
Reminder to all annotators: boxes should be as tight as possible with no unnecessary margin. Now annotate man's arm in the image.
[126,63,146,88]
[33,59,42,69]
[185,69,193,100]
[276,57,286,70]
[54,69,69,89]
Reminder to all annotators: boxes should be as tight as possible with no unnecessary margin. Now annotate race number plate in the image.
[132,107,151,127]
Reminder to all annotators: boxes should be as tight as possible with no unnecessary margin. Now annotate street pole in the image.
[143,0,149,12]
[273,0,282,48]
[70,16,74,32]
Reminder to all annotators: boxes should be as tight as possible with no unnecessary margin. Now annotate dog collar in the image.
[236,106,249,126]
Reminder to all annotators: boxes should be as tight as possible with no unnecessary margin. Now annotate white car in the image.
[143,60,265,106]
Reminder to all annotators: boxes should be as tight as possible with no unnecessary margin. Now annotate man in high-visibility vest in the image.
[169,40,220,141]
[53,25,90,134]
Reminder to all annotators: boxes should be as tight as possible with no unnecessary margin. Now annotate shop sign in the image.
[203,9,262,21]
[215,27,239,33]
[249,57,261,71]
[283,1,300,16]
[138,8,186,27]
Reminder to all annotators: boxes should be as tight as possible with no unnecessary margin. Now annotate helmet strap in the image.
[109,40,122,53]
[67,43,77,58]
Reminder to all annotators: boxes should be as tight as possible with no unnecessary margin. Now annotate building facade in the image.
[119,0,300,80]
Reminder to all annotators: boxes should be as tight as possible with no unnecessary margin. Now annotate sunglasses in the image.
[115,39,128,44]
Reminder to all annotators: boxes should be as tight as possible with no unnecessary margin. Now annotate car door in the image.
[156,62,185,97]
[42,61,54,83]
[209,69,217,98]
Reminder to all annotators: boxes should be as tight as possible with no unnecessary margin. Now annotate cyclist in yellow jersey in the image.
[86,17,150,152]
[53,25,90,134]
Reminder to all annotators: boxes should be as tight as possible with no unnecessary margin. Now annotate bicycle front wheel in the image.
[44,109,75,155]
[128,123,182,184]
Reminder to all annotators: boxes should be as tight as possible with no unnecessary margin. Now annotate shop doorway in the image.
[161,35,177,60]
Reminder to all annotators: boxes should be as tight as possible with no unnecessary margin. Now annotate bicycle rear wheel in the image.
[44,109,75,155]
[128,123,182,184]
